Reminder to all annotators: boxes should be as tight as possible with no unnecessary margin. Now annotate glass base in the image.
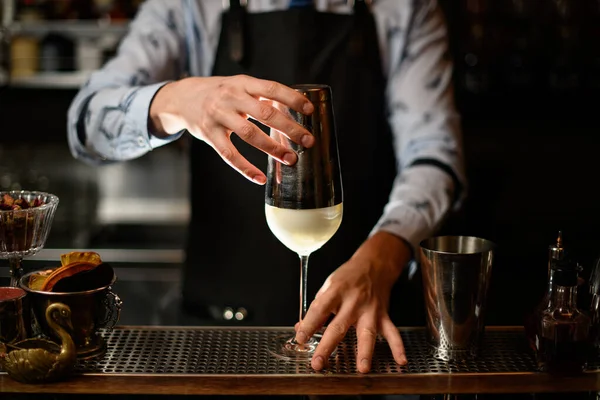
[268,332,336,362]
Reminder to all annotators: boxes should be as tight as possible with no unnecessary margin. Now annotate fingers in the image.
[355,315,378,374]
[311,308,353,371]
[195,75,318,184]
[241,76,314,115]
[307,313,407,372]
[239,95,314,147]
[381,317,407,366]
[215,109,298,166]
[296,294,337,345]
[207,130,267,185]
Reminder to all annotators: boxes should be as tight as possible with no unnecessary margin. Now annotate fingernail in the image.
[283,152,296,165]
[360,358,370,371]
[295,331,307,344]
[313,356,324,370]
[303,102,313,114]
[252,175,266,185]
[400,355,408,365]
[301,135,314,147]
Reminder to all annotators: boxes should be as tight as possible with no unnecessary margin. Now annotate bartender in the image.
[67,0,465,374]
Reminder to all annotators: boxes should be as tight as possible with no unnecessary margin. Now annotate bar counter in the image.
[1,326,599,396]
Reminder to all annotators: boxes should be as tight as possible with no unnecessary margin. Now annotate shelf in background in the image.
[5,20,130,89]
[28,248,185,264]
[8,20,130,38]
[9,71,90,89]
[97,198,191,225]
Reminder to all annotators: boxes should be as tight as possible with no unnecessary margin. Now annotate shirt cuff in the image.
[125,80,183,150]
[370,205,430,261]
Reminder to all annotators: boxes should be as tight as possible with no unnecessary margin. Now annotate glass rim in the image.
[19,269,116,296]
[0,190,59,214]
[291,84,331,91]
[419,235,496,255]
[0,287,27,302]
[290,84,332,102]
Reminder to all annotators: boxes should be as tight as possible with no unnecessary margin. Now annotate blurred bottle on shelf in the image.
[7,0,143,78]
[0,26,9,86]
[16,0,43,21]
[10,35,38,77]
[15,0,142,21]
[94,0,120,20]
[76,36,102,72]
[10,0,44,77]
[39,33,75,72]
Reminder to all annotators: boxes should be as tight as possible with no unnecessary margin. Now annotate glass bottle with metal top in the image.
[541,231,566,309]
[525,232,566,351]
[535,258,591,373]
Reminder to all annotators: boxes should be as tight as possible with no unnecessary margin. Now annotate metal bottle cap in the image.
[547,231,565,277]
[548,231,564,261]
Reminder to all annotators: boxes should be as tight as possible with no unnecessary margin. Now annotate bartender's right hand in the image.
[149,75,315,184]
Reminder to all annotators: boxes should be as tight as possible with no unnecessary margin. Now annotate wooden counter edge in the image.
[2,371,599,395]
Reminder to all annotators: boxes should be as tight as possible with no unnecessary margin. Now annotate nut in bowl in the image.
[19,252,122,360]
[0,191,59,286]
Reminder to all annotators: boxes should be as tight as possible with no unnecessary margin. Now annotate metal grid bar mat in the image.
[72,327,598,375]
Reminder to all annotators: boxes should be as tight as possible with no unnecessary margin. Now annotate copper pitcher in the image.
[19,270,121,360]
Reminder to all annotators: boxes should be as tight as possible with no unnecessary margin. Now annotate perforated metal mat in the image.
[71,326,600,375]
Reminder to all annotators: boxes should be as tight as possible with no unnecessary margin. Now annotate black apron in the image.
[182,0,400,326]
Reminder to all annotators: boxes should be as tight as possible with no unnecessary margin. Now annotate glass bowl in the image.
[0,191,59,285]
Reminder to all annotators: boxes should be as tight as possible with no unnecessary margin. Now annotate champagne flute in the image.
[265,84,343,361]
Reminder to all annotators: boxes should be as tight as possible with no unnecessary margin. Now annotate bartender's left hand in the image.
[295,231,411,373]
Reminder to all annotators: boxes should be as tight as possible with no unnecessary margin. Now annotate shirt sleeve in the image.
[371,0,467,254]
[66,0,186,165]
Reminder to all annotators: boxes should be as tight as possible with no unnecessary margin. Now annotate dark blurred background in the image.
[439,0,600,328]
[0,0,599,327]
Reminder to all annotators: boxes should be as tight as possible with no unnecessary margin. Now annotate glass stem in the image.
[9,258,22,287]
[299,254,310,322]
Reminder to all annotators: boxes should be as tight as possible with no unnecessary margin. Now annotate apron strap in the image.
[228,0,246,63]
[289,0,314,7]
[353,0,370,13]
[349,0,372,57]
[307,0,373,79]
